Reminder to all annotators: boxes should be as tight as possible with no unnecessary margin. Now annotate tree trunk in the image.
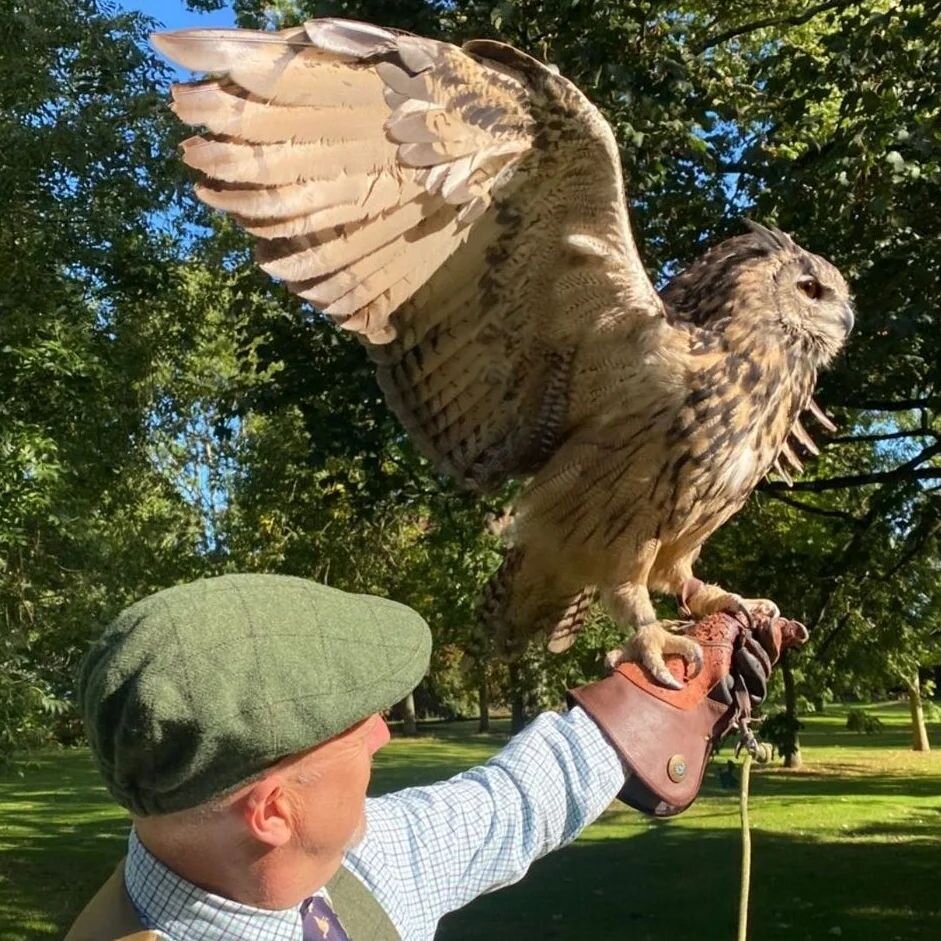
[782,653,803,769]
[906,672,931,752]
[509,663,526,733]
[399,691,418,737]
[477,676,490,733]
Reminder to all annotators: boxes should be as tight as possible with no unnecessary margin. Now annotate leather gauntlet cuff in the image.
[569,612,744,815]
[569,612,807,817]
[568,672,731,816]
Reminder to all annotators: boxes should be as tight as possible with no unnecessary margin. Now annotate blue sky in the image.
[121,2,236,78]
[120,1,235,31]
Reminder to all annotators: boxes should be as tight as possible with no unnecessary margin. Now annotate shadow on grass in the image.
[4,720,939,941]
[0,751,130,939]
[848,805,941,843]
[799,729,939,750]
[748,768,941,799]
[438,825,941,941]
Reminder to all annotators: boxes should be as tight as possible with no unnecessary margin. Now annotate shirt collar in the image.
[125,828,305,941]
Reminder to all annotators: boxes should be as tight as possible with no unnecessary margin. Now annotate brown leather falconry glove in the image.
[569,613,808,817]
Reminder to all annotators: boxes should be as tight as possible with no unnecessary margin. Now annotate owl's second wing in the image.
[154,19,666,490]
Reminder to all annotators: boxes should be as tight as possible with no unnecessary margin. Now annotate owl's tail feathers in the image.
[545,585,597,653]
[469,547,595,663]
[479,547,526,661]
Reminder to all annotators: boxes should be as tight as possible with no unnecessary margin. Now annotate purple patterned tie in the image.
[299,893,351,941]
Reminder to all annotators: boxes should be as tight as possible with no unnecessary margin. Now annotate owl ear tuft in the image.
[743,218,795,253]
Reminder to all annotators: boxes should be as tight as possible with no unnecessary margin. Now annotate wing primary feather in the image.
[791,420,821,456]
[180,136,394,186]
[256,194,441,281]
[772,458,794,487]
[171,81,392,144]
[237,178,426,239]
[780,441,804,473]
[808,399,838,432]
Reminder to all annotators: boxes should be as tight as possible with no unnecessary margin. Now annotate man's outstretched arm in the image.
[346,705,625,940]
[343,613,804,941]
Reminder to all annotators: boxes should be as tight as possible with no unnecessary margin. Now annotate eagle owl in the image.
[153,19,853,687]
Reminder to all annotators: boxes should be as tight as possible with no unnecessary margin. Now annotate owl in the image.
[153,19,853,687]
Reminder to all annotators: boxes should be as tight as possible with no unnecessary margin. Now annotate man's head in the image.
[79,574,429,903]
[133,711,392,903]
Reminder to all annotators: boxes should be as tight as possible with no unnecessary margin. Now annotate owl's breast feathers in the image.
[515,319,813,553]
[662,326,816,539]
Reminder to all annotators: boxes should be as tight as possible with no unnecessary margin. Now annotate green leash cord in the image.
[737,753,753,941]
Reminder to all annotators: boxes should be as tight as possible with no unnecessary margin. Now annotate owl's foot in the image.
[605,621,703,691]
[705,594,780,629]
[679,579,779,629]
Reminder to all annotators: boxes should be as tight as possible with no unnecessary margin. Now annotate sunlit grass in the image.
[1,703,938,940]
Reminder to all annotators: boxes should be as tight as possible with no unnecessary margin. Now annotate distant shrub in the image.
[922,700,941,722]
[0,657,71,767]
[846,708,884,734]
[760,710,803,761]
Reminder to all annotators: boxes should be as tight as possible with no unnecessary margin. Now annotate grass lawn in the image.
[1,703,938,941]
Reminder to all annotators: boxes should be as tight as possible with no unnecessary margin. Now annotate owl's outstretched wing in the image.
[154,19,669,490]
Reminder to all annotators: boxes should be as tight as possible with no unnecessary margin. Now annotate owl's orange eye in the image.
[797,276,823,300]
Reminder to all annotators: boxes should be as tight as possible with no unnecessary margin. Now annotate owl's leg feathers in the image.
[601,579,702,691]
[479,546,594,661]
[602,579,657,626]
[679,577,780,627]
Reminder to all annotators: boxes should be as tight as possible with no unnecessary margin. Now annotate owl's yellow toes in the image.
[606,621,703,690]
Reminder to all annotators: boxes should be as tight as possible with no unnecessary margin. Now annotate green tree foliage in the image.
[2,0,939,755]
[0,0,232,758]
[189,0,940,729]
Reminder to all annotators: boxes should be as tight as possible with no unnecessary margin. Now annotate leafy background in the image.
[1,0,939,762]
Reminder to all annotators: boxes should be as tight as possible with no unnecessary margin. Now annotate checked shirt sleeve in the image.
[343,706,626,940]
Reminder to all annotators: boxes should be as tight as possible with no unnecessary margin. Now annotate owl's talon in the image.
[727,597,754,630]
[647,660,685,691]
[687,589,780,630]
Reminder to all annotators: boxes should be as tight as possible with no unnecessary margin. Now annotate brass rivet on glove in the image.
[667,754,688,782]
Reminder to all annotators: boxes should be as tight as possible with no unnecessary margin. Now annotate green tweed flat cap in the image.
[79,574,431,816]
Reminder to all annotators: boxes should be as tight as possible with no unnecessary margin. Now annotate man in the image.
[66,573,801,941]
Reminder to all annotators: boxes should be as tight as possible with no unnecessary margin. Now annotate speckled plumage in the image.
[154,19,854,677]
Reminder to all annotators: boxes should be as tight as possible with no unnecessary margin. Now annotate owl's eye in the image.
[797,276,823,301]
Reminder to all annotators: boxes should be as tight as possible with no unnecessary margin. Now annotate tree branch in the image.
[690,0,854,55]
[804,485,899,639]
[767,468,941,493]
[816,515,941,659]
[828,429,940,446]
[840,397,941,412]
[815,610,852,660]
[716,161,759,176]
[762,490,859,523]
[764,440,941,493]
[883,518,941,582]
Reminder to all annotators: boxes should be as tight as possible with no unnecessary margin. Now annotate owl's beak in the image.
[840,303,855,336]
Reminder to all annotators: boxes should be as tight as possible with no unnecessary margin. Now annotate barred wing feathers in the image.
[153,19,665,490]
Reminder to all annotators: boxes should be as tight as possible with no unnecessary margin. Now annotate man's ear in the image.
[238,774,294,848]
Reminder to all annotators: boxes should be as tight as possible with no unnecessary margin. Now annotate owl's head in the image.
[662,221,854,367]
